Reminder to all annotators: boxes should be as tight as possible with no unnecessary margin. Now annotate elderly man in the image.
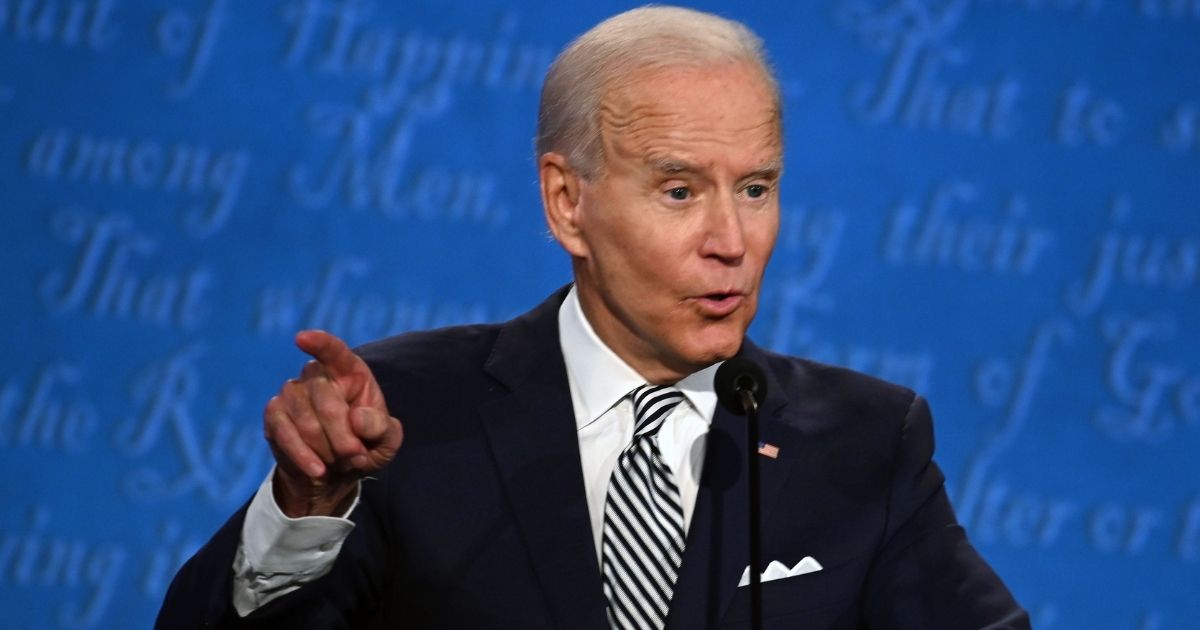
[158,6,1028,629]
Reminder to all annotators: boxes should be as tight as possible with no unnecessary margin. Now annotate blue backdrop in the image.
[2,0,1198,627]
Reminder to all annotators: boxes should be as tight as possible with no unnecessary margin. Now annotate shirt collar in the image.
[558,285,720,430]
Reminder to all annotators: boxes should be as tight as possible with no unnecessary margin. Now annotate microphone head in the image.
[714,357,768,415]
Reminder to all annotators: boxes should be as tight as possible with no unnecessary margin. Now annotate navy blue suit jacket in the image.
[157,288,1029,628]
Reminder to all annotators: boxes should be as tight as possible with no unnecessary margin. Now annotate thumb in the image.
[352,406,403,454]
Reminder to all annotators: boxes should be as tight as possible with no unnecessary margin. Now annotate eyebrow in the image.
[741,160,783,182]
[647,156,783,181]
[648,157,699,175]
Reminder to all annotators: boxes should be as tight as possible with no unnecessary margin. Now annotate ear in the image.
[539,152,589,258]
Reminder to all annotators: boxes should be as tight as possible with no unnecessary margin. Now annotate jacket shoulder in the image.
[757,346,920,423]
[354,322,503,383]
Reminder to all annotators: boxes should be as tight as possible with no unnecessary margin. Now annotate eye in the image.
[667,187,691,201]
[745,184,768,199]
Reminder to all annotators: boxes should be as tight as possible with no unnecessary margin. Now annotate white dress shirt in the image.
[559,286,719,560]
[232,286,720,615]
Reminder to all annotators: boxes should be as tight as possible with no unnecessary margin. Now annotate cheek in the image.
[749,217,780,264]
[599,227,689,282]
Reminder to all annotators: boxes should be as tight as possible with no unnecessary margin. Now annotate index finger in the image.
[294,330,365,378]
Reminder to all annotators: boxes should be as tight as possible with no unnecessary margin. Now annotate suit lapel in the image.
[475,290,800,629]
[477,288,610,630]
[667,341,798,629]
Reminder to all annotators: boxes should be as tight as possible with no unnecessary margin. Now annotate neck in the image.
[571,277,699,385]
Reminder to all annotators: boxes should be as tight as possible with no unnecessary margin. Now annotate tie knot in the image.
[630,385,685,438]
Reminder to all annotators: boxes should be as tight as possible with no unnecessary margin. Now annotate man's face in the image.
[553,62,782,383]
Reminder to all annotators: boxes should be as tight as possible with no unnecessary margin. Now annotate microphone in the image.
[714,357,767,630]
[715,358,767,416]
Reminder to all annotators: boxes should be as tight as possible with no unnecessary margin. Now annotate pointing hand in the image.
[263,330,403,517]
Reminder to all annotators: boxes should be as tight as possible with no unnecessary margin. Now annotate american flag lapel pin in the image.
[757,441,780,459]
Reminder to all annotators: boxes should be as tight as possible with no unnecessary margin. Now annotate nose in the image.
[699,193,746,263]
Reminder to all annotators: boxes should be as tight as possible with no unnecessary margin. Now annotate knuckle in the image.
[292,413,322,440]
[281,379,305,397]
[300,360,323,378]
[316,397,346,420]
[282,385,312,410]
[263,410,288,436]
[293,411,316,429]
[331,438,360,458]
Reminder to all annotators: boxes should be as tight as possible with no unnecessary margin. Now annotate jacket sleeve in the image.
[155,474,395,629]
[861,395,1031,629]
[154,502,251,629]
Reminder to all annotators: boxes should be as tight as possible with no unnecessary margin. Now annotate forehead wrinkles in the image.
[597,83,781,168]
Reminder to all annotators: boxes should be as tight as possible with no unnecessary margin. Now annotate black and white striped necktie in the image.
[601,384,688,629]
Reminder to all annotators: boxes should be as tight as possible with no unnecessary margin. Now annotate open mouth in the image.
[701,290,743,302]
[694,291,744,315]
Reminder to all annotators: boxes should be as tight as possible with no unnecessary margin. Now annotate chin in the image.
[684,325,746,366]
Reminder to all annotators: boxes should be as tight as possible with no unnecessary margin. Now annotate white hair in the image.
[536,5,781,179]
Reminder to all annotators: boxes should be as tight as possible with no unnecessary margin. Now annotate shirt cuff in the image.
[241,467,360,573]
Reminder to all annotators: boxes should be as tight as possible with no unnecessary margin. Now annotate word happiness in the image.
[281,0,552,103]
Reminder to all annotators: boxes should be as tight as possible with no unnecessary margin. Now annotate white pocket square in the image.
[737,556,823,587]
